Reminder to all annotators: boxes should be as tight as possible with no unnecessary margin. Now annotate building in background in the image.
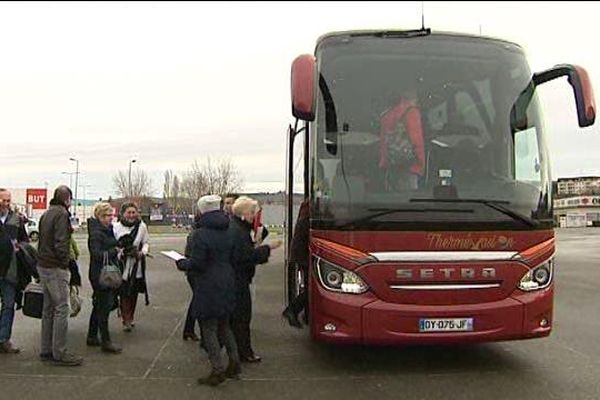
[107,192,305,227]
[557,176,600,196]
[554,177,600,227]
[5,187,304,229]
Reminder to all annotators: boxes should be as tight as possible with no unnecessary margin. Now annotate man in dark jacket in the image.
[37,186,83,366]
[0,188,28,354]
[176,195,240,386]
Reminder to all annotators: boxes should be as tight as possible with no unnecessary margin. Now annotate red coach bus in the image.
[284,28,596,345]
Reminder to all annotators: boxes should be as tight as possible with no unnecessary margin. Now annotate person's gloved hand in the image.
[175,258,188,271]
[125,247,140,259]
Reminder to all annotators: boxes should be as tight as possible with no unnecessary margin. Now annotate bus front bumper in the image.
[310,283,553,345]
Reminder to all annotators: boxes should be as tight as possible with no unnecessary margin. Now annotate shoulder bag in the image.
[98,251,123,289]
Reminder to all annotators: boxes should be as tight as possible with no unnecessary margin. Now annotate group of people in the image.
[0,186,152,366]
[176,193,282,386]
[0,186,289,387]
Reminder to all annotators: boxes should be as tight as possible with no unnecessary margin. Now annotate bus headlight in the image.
[315,257,368,294]
[518,259,554,291]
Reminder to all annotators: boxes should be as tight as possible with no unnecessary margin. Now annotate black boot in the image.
[86,337,101,347]
[224,361,241,380]
[198,370,226,386]
[183,332,200,342]
[282,307,303,329]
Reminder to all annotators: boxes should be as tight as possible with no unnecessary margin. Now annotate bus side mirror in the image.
[291,54,316,122]
[534,64,596,128]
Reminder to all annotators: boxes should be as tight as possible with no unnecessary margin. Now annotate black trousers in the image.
[289,290,307,315]
[289,266,308,316]
[183,274,200,335]
[231,285,253,358]
[88,288,115,344]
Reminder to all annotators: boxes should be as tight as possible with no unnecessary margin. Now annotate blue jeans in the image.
[0,278,16,344]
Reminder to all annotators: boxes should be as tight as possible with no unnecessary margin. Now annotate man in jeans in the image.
[37,186,83,366]
[0,188,27,354]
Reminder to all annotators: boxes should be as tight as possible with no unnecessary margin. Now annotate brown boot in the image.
[197,370,226,386]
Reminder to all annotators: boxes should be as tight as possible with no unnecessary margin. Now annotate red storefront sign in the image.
[26,189,48,210]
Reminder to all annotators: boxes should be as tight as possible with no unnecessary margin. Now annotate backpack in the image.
[383,106,417,168]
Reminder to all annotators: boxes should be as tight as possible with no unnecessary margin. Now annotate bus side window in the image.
[514,127,542,183]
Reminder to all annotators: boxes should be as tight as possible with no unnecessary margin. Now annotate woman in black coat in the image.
[176,195,240,387]
[182,215,201,342]
[86,202,122,354]
[228,196,281,363]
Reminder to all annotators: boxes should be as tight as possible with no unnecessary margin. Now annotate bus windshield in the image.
[311,33,553,231]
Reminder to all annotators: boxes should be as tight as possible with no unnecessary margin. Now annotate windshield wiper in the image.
[337,207,473,229]
[409,198,538,227]
[353,28,432,39]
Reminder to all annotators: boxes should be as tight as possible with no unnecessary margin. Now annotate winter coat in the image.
[178,210,235,321]
[70,236,80,261]
[38,201,72,270]
[229,216,271,290]
[113,220,150,303]
[0,210,29,278]
[0,210,38,307]
[87,217,120,290]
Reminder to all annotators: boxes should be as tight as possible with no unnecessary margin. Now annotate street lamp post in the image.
[61,172,74,188]
[69,158,79,218]
[128,158,137,199]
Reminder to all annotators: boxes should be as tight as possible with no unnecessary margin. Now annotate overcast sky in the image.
[0,1,599,199]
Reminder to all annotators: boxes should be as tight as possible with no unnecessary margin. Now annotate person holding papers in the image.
[175,195,240,387]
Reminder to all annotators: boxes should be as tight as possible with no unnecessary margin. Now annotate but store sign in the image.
[26,188,47,210]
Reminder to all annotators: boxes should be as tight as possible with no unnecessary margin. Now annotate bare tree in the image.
[163,170,174,200]
[181,157,243,206]
[181,160,208,204]
[113,169,154,199]
[163,170,186,213]
[204,157,243,195]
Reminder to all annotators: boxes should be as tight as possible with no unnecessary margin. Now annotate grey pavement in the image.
[1,229,599,399]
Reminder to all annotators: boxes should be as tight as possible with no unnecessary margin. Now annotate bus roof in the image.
[315,29,523,50]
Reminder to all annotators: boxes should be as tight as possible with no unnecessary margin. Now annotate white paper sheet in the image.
[160,250,186,261]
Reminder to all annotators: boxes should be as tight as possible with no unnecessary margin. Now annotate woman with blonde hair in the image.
[228,196,281,363]
[86,202,122,354]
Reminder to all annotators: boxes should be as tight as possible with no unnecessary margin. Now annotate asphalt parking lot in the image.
[1,228,599,400]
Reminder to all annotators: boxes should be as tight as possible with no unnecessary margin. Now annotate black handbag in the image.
[22,282,44,319]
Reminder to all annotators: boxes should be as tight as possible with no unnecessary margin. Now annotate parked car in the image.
[25,218,39,241]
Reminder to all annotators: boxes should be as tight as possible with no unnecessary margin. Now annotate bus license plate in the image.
[419,318,474,333]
